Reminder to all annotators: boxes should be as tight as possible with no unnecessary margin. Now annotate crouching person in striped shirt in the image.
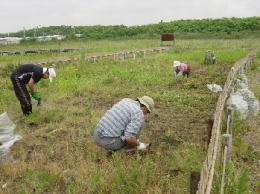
[93,96,154,152]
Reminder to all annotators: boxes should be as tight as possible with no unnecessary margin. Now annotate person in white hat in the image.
[93,96,154,152]
[173,60,192,77]
[10,64,56,115]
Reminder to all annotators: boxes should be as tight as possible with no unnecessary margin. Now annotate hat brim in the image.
[137,97,152,112]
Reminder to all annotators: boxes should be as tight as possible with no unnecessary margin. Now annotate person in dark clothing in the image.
[10,64,56,115]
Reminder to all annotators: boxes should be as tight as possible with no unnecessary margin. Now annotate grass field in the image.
[0,39,259,193]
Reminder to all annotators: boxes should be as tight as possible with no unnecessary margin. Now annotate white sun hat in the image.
[48,68,56,82]
[137,96,155,112]
[173,61,181,67]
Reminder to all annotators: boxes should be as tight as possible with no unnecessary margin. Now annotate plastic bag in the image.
[235,74,248,89]
[226,94,248,120]
[207,84,223,93]
[0,112,21,162]
[226,72,259,120]
[237,89,259,115]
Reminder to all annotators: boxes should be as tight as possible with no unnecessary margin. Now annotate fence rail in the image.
[197,52,255,194]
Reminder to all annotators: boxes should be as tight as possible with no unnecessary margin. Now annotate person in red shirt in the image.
[173,61,192,78]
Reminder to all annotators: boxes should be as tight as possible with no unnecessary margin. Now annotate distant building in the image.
[0,37,22,45]
[75,34,82,38]
[0,35,66,44]
[36,35,66,41]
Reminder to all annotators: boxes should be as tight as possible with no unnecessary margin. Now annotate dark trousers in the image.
[182,70,190,77]
[175,69,190,77]
[10,73,32,115]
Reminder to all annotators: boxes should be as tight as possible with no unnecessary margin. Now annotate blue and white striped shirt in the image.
[95,98,144,141]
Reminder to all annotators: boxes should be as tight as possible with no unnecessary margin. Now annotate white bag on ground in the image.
[237,89,259,115]
[0,112,21,162]
[227,73,259,119]
[235,74,248,89]
[207,84,223,92]
[226,94,249,120]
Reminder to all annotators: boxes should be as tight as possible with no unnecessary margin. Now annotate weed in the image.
[232,119,250,136]
[112,152,142,194]
[225,164,251,194]
[24,169,59,193]
[249,63,258,71]
[43,109,63,122]
[233,137,246,157]
[0,63,16,77]
[143,157,154,186]
[23,111,43,125]
[242,145,259,162]
[87,171,101,192]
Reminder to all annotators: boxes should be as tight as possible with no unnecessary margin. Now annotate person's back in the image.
[173,61,192,78]
[178,63,188,71]
[12,64,43,84]
[10,64,56,115]
[94,96,154,152]
[96,98,144,138]
[204,50,216,64]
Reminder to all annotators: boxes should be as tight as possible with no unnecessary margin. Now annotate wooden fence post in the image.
[220,134,232,194]
[223,134,232,165]
[227,108,234,134]
[133,52,136,60]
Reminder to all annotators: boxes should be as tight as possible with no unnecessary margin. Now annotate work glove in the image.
[137,142,147,150]
[31,91,41,101]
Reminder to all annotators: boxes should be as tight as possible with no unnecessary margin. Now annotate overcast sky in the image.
[0,0,259,33]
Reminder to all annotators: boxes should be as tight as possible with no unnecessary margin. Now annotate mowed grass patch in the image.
[0,39,259,193]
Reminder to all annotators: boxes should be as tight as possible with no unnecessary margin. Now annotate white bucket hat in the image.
[137,96,154,112]
[43,67,56,82]
[48,68,56,82]
[173,61,181,67]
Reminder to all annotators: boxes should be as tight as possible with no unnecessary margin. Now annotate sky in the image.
[0,0,259,33]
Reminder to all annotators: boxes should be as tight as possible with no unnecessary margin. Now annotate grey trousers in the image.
[94,130,126,151]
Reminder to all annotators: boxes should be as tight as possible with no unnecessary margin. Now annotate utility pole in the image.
[34,27,36,38]
[23,27,26,39]
[36,26,39,37]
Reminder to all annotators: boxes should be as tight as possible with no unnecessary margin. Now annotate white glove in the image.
[137,142,147,150]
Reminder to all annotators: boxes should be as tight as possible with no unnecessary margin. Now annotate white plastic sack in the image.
[0,112,21,162]
[237,89,259,115]
[207,84,223,93]
[0,112,16,135]
[226,73,259,120]
[235,74,248,89]
[226,94,249,120]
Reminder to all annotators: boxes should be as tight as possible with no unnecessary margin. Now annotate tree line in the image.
[1,17,260,39]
